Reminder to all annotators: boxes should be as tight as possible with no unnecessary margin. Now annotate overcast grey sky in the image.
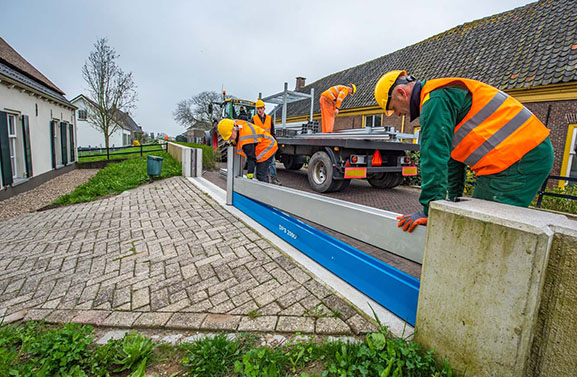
[1,0,532,136]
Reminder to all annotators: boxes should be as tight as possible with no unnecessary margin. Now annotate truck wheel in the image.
[282,155,304,170]
[333,179,351,192]
[367,173,403,189]
[308,151,336,192]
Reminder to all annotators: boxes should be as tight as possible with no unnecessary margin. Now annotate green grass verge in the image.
[0,322,457,377]
[53,151,181,206]
[171,141,218,170]
[78,144,165,163]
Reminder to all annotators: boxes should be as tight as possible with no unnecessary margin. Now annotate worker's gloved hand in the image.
[396,211,428,232]
[246,173,254,180]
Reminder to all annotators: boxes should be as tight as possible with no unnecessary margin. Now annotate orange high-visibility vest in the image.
[322,85,351,110]
[235,120,278,163]
[420,78,550,176]
[252,114,272,133]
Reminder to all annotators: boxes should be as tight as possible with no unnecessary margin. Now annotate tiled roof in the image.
[0,37,65,95]
[0,62,71,105]
[283,0,577,118]
[117,110,142,132]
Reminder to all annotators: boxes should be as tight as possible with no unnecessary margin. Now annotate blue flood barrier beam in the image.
[233,192,420,326]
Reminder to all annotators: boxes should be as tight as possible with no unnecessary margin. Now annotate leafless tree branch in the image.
[82,38,137,148]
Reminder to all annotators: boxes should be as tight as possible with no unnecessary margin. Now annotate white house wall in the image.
[74,97,129,148]
[0,82,75,179]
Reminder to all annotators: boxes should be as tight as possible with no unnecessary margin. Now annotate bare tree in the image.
[173,91,224,130]
[82,38,137,149]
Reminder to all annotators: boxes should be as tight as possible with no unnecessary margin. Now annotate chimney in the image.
[295,77,306,91]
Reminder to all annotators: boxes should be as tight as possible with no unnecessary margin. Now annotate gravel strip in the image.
[0,168,99,221]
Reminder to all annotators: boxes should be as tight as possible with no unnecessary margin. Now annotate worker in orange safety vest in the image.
[374,70,554,232]
[252,99,282,185]
[217,118,278,182]
[320,84,356,133]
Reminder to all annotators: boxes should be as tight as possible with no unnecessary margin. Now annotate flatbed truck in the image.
[276,125,419,192]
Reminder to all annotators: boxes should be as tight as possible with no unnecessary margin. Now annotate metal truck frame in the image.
[261,83,419,193]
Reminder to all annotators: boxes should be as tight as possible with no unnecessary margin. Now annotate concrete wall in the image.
[167,142,201,177]
[0,82,75,181]
[415,199,577,377]
[527,225,577,377]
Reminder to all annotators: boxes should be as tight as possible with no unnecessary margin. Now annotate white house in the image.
[0,37,76,200]
[71,94,142,148]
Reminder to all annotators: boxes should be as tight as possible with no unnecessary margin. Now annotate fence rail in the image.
[78,143,166,160]
[535,174,577,207]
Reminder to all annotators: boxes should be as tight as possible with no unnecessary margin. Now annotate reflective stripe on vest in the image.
[322,85,346,100]
[252,114,272,133]
[420,78,550,175]
[256,134,277,161]
[235,120,278,162]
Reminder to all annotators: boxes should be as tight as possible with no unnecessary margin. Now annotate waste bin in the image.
[147,155,163,182]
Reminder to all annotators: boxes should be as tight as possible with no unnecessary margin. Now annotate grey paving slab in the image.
[0,177,376,335]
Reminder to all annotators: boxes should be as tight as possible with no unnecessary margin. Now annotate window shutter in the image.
[60,122,68,165]
[69,124,75,162]
[50,121,56,168]
[0,112,14,186]
[21,115,33,177]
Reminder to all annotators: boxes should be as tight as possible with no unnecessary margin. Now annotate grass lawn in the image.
[53,151,181,206]
[0,321,456,377]
[78,144,166,163]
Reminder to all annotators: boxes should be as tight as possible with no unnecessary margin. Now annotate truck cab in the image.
[206,98,256,160]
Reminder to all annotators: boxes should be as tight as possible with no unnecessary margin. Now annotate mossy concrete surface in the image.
[528,226,577,377]
[414,199,576,377]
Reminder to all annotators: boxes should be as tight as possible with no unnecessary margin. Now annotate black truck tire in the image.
[282,154,304,170]
[332,179,351,192]
[367,172,404,189]
[308,151,339,193]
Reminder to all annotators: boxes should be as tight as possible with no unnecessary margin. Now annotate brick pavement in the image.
[0,177,377,335]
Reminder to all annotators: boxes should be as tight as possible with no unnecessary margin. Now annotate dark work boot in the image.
[271,177,282,186]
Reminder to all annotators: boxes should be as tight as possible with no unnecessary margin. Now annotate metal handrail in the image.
[535,175,577,208]
[78,143,166,159]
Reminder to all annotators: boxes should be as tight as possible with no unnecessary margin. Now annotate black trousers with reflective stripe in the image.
[255,156,273,183]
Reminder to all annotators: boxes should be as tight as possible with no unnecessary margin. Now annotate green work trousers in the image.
[473,137,554,207]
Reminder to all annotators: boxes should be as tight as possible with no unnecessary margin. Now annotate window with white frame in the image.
[7,114,18,179]
[364,114,382,128]
[78,109,87,120]
[53,121,62,166]
[569,126,577,181]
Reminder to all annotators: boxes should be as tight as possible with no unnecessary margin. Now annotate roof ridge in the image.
[0,37,65,95]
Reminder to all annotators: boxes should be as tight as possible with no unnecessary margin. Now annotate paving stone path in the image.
[0,177,376,335]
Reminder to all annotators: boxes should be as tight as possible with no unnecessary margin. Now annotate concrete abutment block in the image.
[415,199,577,377]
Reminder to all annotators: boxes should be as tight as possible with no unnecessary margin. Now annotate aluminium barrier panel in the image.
[226,147,425,325]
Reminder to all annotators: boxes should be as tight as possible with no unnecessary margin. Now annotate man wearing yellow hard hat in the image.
[320,84,356,133]
[253,100,282,185]
[217,118,278,182]
[374,70,553,232]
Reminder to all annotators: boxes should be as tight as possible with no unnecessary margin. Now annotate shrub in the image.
[533,183,577,214]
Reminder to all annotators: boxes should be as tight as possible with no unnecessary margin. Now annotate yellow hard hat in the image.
[374,70,406,116]
[349,83,356,94]
[218,119,235,140]
[255,99,265,108]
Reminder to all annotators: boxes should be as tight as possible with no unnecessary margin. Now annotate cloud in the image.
[1,0,532,137]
